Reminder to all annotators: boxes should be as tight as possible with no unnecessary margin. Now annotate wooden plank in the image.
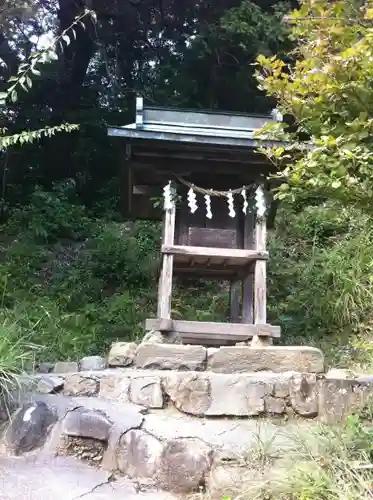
[162,245,268,261]
[230,281,241,322]
[157,200,176,319]
[242,210,255,323]
[188,227,237,248]
[145,318,281,338]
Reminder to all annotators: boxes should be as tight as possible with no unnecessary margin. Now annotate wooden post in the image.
[241,210,254,324]
[253,186,270,346]
[229,281,241,322]
[157,199,176,320]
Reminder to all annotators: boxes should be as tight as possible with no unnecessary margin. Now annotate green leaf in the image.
[10,90,18,103]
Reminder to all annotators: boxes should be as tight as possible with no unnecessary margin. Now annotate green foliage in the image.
[268,202,373,367]
[255,0,373,211]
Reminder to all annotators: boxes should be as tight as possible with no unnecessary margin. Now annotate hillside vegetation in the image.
[1,182,372,369]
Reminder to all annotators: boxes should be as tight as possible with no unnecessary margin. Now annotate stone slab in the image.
[61,407,112,441]
[207,346,324,373]
[0,455,178,499]
[135,343,207,371]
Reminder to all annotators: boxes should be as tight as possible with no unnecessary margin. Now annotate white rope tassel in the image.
[163,181,173,210]
[204,194,212,219]
[187,187,198,214]
[241,189,248,215]
[255,185,266,218]
[227,190,235,218]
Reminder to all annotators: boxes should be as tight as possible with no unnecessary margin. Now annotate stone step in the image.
[22,366,373,421]
[1,391,316,497]
[2,369,373,495]
[110,343,325,374]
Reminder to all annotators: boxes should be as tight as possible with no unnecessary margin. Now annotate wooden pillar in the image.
[241,210,254,324]
[253,186,270,346]
[157,199,176,320]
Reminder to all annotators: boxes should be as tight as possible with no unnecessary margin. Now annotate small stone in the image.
[117,429,164,478]
[135,343,207,371]
[290,373,318,417]
[37,375,64,394]
[274,380,290,399]
[61,407,112,441]
[142,330,181,344]
[4,401,57,454]
[80,356,107,371]
[37,362,55,374]
[54,361,79,373]
[265,396,286,414]
[108,342,137,367]
[130,377,163,408]
[157,438,213,493]
[208,346,324,374]
[99,375,130,402]
[63,374,99,397]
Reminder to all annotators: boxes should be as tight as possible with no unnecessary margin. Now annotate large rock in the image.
[108,342,137,367]
[157,438,213,493]
[207,374,271,417]
[61,407,112,441]
[130,376,163,409]
[318,376,373,424]
[207,346,324,373]
[164,373,211,415]
[135,343,207,371]
[80,356,107,371]
[4,401,58,454]
[289,373,318,417]
[63,374,99,397]
[117,429,164,479]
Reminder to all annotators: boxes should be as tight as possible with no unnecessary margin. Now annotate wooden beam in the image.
[145,318,281,339]
[162,245,268,262]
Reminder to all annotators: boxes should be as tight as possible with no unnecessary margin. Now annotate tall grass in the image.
[215,413,373,500]
[0,316,40,399]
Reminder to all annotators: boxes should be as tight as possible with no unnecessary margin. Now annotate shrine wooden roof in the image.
[108,96,282,149]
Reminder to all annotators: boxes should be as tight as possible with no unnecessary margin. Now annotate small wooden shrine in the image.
[108,97,283,346]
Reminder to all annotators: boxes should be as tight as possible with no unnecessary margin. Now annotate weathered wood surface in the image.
[162,245,268,261]
[242,210,255,324]
[254,210,267,325]
[187,227,237,248]
[145,318,281,338]
[157,201,176,320]
[229,281,241,322]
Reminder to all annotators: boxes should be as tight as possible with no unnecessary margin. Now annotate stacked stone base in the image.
[5,342,373,495]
